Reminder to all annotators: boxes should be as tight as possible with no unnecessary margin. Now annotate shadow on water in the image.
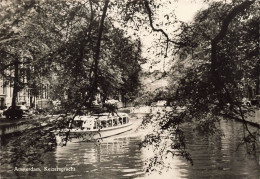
[181,120,260,179]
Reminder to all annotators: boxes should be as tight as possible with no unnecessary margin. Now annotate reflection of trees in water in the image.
[140,110,259,173]
[0,126,57,178]
[1,129,56,165]
[176,121,259,178]
[54,137,144,178]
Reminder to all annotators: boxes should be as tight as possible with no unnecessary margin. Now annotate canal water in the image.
[0,114,259,179]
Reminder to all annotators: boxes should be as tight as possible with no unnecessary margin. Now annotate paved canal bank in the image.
[0,112,259,179]
[0,115,51,137]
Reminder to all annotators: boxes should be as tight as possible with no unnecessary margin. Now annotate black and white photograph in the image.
[0,0,259,178]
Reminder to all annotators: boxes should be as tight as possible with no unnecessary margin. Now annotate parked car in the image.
[242,98,252,106]
[105,99,119,104]
[18,105,30,117]
[17,105,29,113]
[36,99,53,110]
[3,106,24,119]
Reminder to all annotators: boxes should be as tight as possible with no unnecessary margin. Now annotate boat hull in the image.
[58,122,133,143]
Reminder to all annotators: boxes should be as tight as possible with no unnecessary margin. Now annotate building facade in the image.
[0,74,50,109]
[0,75,5,109]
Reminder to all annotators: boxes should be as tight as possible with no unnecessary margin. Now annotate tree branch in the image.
[210,0,256,108]
[220,112,260,128]
[212,0,256,44]
[144,0,185,57]
[0,61,30,72]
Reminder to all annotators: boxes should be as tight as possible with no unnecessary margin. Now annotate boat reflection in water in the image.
[54,126,191,179]
[57,113,133,143]
[55,136,146,179]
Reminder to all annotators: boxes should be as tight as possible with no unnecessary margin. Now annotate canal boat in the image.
[58,113,133,142]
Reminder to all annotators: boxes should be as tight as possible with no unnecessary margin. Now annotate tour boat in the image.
[58,113,133,142]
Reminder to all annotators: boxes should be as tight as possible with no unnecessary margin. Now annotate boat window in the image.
[72,121,83,128]
[119,118,123,125]
[97,121,101,129]
[113,119,118,126]
[107,120,112,127]
[123,117,127,124]
[93,121,97,129]
[101,121,107,128]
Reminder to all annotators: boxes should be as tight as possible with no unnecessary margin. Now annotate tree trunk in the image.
[11,58,19,108]
[88,0,109,106]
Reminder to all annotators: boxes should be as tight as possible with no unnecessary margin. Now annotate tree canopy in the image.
[0,0,259,173]
[139,0,259,169]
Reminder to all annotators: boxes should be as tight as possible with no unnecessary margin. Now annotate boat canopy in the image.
[74,113,128,121]
[72,113,129,130]
[74,115,97,121]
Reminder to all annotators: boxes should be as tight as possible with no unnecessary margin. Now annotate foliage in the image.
[141,111,193,169]
[0,0,259,175]
[136,0,259,170]
[0,0,143,170]
[0,118,57,167]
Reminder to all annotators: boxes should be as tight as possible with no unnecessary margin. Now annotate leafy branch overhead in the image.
[137,0,259,168]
